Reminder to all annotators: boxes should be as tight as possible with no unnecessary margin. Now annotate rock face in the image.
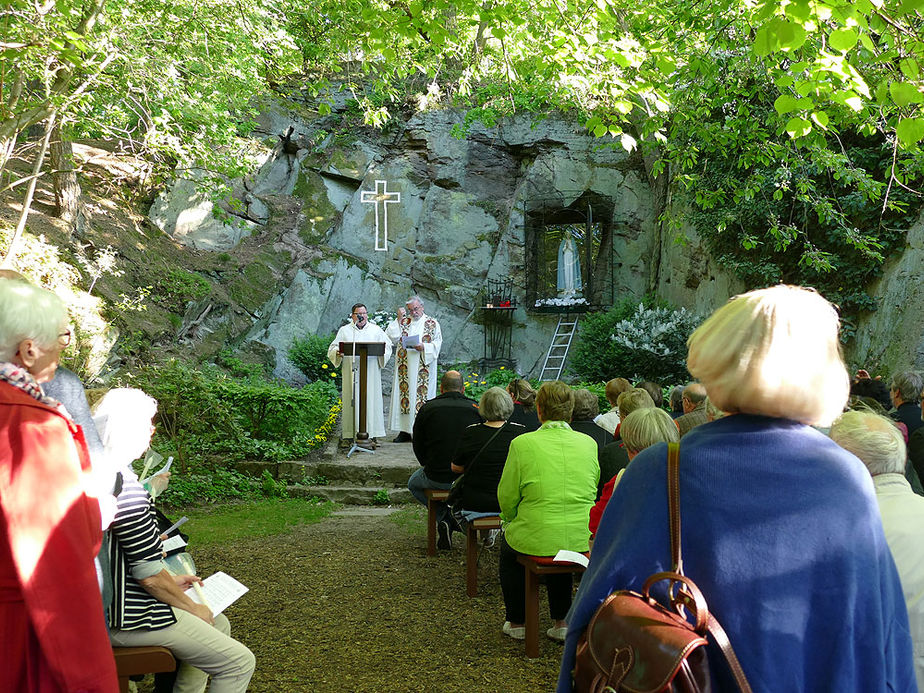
[851,214,924,371]
[150,93,924,380]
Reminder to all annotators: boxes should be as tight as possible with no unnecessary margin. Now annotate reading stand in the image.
[340,341,386,458]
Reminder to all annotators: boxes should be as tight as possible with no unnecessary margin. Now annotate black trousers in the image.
[498,534,573,623]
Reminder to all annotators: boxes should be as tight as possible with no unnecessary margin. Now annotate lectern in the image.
[339,341,386,458]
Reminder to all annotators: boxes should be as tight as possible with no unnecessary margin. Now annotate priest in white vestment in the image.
[385,296,442,442]
[327,303,392,440]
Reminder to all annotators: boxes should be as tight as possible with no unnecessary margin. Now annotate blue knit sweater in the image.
[558,414,916,692]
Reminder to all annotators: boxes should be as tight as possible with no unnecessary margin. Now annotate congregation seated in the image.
[830,409,924,690]
[497,381,598,643]
[570,388,611,455]
[559,285,916,691]
[597,387,654,496]
[94,388,255,692]
[593,377,631,436]
[588,407,679,536]
[506,378,540,432]
[450,387,525,514]
[408,370,481,549]
[674,381,708,437]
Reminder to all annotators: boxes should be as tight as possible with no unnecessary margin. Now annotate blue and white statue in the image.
[557,235,583,297]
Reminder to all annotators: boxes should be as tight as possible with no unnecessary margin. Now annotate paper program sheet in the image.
[553,550,589,568]
[400,334,420,348]
[185,572,249,615]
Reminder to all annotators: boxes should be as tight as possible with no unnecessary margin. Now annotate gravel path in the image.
[187,505,564,692]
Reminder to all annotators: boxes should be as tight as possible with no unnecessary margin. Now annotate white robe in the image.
[327,322,392,439]
[385,314,442,433]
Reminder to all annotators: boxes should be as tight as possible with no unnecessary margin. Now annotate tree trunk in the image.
[2,112,56,267]
[50,123,82,226]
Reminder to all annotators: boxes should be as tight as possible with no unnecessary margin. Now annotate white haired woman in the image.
[0,277,119,691]
[559,285,916,691]
[94,388,255,693]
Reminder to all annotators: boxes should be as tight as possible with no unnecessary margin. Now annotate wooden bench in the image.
[424,488,451,556]
[113,646,176,693]
[465,515,502,597]
[516,554,588,658]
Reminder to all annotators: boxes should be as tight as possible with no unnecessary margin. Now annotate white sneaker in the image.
[546,625,567,642]
[503,621,525,640]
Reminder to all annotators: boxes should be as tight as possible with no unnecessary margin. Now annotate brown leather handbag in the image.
[573,443,753,693]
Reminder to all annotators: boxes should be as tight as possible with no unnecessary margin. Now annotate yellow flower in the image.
[499,366,505,370]
[480,381,486,384]
[465,381,471,387]
[330,372,336,377]
[322,363,328,369]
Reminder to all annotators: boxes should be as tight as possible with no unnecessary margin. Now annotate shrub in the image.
[289,332,342,388]
[570,299,701,385]
[124,359,340,472]
[569,297,646,383]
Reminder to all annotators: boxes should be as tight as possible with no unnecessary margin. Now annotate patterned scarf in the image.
[0,361,61,408]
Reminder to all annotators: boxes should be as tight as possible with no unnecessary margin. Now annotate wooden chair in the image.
[465,515,502,597]
[516,554,588,658]
[424,488,451,556]
[113,646,176,693]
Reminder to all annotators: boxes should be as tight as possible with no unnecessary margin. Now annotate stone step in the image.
[289,485,414,505]
[234,459,417,487]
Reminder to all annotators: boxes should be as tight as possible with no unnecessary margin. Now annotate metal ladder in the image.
[539,315,579,382]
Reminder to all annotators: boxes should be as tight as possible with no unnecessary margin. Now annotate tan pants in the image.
[110,609,255,693]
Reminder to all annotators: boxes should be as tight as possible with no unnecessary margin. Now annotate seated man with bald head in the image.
[675,382,708,437]
[831,410,924,691]
[408,370,481,549]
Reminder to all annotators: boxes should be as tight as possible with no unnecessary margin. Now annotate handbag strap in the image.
[462,422,507,477]
[666,442,754,693]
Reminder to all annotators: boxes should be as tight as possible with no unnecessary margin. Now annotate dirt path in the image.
[191,506,564,692]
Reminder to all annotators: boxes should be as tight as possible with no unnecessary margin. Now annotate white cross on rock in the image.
[360,180,401,251]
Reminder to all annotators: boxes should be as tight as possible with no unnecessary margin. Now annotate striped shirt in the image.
[108,474,175,631]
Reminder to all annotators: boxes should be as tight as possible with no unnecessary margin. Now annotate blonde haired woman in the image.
[560,285,915,691]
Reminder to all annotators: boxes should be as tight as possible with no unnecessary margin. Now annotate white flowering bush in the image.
[571,298,701,384]
[610,305,701,384]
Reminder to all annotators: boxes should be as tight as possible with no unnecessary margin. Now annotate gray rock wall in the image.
[148,92,924,381]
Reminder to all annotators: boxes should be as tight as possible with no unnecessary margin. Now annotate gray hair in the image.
[571,388,599,420]
[891,371,924,404]
[407,295,424,308]
[0,278,69,361]
[479,386,514,422]
[621,407,680,454]
[830,410,906,477]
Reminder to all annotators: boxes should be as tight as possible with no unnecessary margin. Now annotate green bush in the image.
[445,363,523,403]
[156,468,262,506]
[125,359,340,472]
[289,332,342,389]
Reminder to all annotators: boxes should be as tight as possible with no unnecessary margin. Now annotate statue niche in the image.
[525,192,615,311]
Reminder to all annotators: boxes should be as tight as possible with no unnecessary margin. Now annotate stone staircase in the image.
[234,439,419,505]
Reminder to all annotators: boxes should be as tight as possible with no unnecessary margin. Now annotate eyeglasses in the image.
[58,329,72,347]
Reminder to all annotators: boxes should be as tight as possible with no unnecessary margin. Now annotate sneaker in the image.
[482,528,501,548]
[437,520,452,550]
[503,621,526,640]
[546,625,567,642]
